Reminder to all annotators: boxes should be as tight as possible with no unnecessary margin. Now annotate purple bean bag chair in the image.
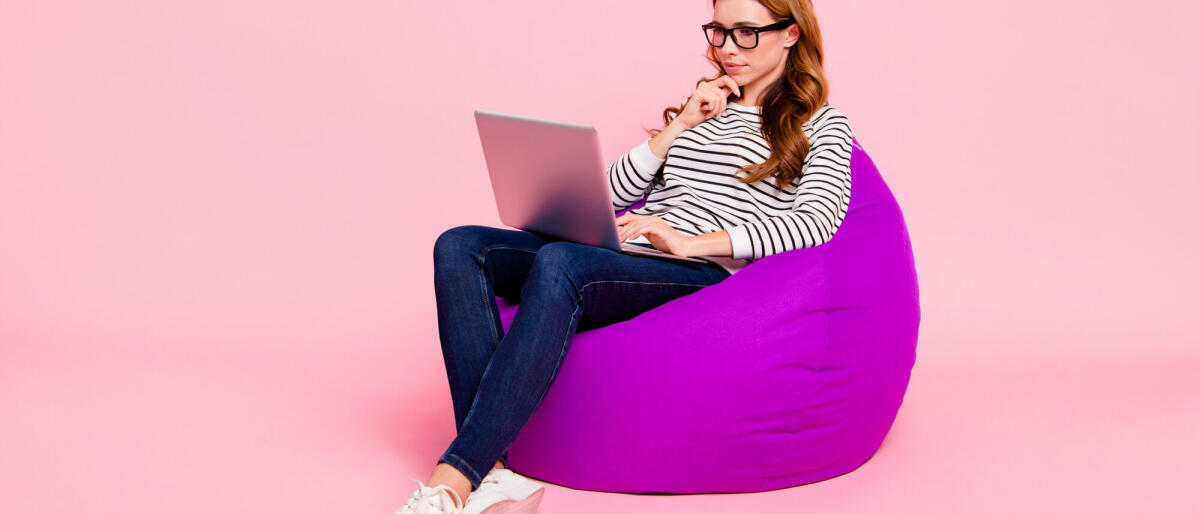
[498,138,920,493]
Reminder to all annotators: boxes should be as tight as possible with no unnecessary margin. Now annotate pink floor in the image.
[4,326,1196,513]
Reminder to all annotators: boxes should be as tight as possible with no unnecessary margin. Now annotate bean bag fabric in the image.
[496,138,920,493]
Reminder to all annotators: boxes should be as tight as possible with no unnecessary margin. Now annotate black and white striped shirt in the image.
[608,102,854,275]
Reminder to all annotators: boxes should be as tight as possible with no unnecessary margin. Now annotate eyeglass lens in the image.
[705,27,758,48]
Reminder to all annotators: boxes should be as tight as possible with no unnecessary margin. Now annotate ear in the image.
[785,23,800,48]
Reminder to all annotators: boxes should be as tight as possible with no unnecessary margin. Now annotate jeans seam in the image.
[477,245,539,349]
[456,245,542,438]
[579,279,712,288]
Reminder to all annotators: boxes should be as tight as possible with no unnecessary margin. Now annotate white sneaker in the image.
[395,479,466,514]
[461,468,546,514]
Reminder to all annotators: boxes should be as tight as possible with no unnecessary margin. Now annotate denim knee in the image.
[433,224,491,263]
[527,242,592,282]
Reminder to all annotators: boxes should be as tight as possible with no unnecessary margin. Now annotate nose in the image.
[720,33,740,54]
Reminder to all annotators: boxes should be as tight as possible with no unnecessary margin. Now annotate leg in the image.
[432,224,560,467]
[437,241,731,489]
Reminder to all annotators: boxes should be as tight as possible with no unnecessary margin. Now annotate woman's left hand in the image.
[615,213,694,257]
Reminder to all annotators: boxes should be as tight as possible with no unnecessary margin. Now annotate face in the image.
[709,0,800,88]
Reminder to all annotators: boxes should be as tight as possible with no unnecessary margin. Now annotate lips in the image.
[724,63,748,71]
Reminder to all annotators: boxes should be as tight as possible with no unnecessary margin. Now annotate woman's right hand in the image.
[671,75,743,130]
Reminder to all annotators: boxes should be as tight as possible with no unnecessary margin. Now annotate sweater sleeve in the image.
[726,110,854,260]
[608,138,666,211]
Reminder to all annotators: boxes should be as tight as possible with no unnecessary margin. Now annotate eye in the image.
[733,28,756,39]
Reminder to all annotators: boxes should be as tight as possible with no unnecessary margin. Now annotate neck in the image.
[736,83,767,107]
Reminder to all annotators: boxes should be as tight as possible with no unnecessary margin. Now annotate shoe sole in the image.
[479,487,544,514]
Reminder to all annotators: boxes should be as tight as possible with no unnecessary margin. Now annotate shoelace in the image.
[398,479,465,514]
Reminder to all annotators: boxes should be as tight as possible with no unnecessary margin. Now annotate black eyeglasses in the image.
[701,19,796,50]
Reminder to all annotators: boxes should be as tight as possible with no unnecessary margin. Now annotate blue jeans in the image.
[431,224,731,488]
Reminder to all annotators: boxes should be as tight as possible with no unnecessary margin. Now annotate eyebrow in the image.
[709,20,761,28]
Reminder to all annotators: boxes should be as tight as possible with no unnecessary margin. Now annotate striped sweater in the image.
[608,101,854,275]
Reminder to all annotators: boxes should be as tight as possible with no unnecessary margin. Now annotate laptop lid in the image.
[473,108,623,249]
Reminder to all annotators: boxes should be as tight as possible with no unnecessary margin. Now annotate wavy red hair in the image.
[645,0,829,192]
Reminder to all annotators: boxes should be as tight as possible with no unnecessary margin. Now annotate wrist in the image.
[666,117,692,133]
[650,121,688,159]
[685,231,733,258]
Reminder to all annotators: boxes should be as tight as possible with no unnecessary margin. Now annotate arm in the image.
[685,230,734,258]
[725,111,854,260]
[646,119,689,159]
[607,138,665,211]
[608,117,692,211]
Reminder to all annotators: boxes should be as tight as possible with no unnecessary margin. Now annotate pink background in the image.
[2,0,1198,512]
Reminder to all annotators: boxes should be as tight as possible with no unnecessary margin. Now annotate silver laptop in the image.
[473,108,707,264]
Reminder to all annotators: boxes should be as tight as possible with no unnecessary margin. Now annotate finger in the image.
[703,80,729,99]
[620,221,642,241]
[642,226,666,248]
[625,221,648,241]
[721,76,742,99]
[705,83,726,113]
[700,94,715,118]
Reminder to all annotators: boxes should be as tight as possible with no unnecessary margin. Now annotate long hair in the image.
[645,0,829,192]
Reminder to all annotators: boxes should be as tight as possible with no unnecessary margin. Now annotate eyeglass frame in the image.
[700,19,797,50]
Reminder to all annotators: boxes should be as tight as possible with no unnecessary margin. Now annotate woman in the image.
[398,0,853,512]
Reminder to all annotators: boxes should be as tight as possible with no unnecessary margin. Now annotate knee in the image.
[433,224,491,263]
[530,242,592,284]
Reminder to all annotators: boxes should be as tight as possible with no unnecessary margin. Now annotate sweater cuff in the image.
[727,224,755,260]
[628,138,666,175]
